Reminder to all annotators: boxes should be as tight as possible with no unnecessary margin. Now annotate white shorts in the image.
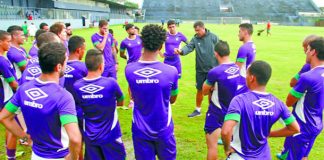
[227,152,244,160]
[31,152,65,160]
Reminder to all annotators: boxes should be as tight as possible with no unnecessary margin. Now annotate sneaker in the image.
[128,101,134,109]
[188,110,201,118]
[217,139,223,145]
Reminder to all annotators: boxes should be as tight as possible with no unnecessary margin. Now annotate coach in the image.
[175,21,219,118]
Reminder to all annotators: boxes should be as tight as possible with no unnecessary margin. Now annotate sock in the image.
[6,148,16,160]
[196,107,201,112]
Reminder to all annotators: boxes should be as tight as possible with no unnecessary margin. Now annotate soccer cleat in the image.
[188,110,201,118]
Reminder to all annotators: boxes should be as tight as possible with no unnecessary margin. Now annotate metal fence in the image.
[0,5,131,20]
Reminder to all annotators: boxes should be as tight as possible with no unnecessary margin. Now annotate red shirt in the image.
[267,22,271,29]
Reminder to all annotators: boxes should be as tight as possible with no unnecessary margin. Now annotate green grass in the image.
[0,23,323,159]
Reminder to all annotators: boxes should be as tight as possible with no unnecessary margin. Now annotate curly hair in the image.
[140,24,166,52]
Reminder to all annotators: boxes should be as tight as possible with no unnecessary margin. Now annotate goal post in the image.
[206,17,243,24]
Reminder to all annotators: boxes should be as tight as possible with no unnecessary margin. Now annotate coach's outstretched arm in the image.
[174,37,195,55]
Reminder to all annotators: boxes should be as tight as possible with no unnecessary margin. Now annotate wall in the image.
[0,18,134,30]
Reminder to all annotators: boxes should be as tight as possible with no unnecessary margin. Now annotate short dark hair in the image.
[0,30,10,41]
[135,26,140,31]
[194,21,205,28]
[125,24,135,31]
[239,23,253,35]
[38,42,66,74]
[39,22,48,30]
[37,32,59,48]
[50,22,65,36]
[7,25,23,35]
[65,23,71,28]
[167,20,176,26]
[85,49,103,71]
[109,29,113,34]
[309,37,324,60]
[99,20,108,28]
[214,40,230,57]
[248,60,272,85]
[35,29,47,40]
[68,36,85,53]
[141,24,166,52]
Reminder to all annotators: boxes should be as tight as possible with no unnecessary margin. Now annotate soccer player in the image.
[120,23,143,108]
[236,23,256,77]
[28,29,46,58]
[221,61,300,160]
[74,49,126,159]
[65,23,72,40]
[21,21,28,42]
[91,20,117,79]
[7,25,30,80]
[0,30,22,160]
[28,23,37,42]
[21,32,61,84]
[120,24,142,64]
[266,21,271,36]
[64,36,87,160]
[174,21,219,118]
[163,20,187,78]
[39,22,49,31]
[202,40,247,160]
[125,24,179,160]
[50,22,69,55]
[0,42,82,160]
[289,35,319,87]
[279,37,324,160]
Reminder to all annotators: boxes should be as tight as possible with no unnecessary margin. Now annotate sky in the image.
[129,0,324,8]
[313,0,324,7]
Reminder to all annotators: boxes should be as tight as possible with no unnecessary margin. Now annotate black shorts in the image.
[196,72,208,90]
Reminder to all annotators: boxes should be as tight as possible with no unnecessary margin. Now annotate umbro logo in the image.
[65,65,75,74]
[321,73,324,77]
[253,99,274,110]
[29,57,39,64]
[134,67,161,78]
[225,67,239,75]
[80,84,104,94]
[25,88,48,101]
[27,67,41,76]
[80,84,104,99]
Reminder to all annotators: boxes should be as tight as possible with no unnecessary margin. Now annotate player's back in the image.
[208,63,247,113]
[292,66,324,135]
[125,61,178,140]
[73,76,123,144]
[10,78,74,158]
[228,91,292,159]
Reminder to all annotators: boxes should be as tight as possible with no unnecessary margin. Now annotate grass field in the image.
[0,23,323,159]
